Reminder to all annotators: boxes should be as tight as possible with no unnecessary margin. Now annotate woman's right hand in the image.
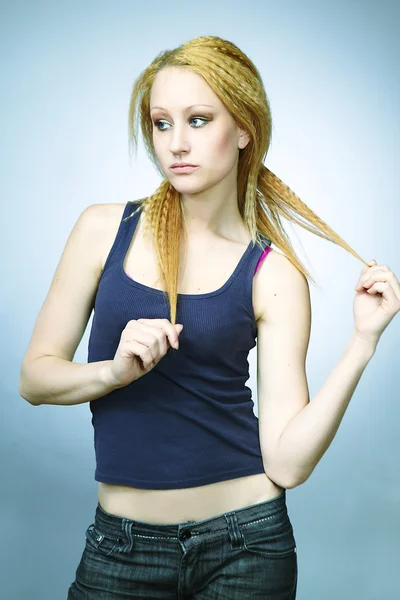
[106,318,184,388]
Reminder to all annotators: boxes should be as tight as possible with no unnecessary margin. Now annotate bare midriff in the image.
[98,474,284,524]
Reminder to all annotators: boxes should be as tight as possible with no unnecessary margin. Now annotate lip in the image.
[170,165,199,174]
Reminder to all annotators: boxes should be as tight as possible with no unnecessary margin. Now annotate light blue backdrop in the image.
[1,1,399,598]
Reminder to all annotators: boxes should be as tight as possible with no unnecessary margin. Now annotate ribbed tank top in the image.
[87,200,273,489]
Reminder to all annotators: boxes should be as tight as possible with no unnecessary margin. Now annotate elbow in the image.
[18,378,41,406]
[265,466,309,490]
[284,476,306,489]
[285,470,311,489]
[18,360,44,406]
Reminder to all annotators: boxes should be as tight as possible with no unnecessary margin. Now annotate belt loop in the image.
[224,512,245,550]
[121,518,134,553]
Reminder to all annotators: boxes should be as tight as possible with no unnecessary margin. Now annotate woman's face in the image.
[149,67,249,195]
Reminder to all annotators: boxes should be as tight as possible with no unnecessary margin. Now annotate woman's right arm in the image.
[18,203,120,407]
[19,356,118,406]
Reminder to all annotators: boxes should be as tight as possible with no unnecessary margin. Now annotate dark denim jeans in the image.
[67,489,297,599]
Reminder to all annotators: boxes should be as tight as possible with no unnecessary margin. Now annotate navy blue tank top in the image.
[87,200,272,489]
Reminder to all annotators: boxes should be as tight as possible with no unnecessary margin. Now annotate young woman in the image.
[19,35,400,599]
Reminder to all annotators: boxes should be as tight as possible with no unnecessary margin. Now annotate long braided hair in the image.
[125,35,367,325]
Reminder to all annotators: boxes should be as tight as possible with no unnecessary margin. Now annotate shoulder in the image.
[95,199,148,227]
[86,202,126,226]
[81,202,126,241]
[79,203,127,271]
[255,248,311,325]
[77,202,126,231]
[92,200,151,269]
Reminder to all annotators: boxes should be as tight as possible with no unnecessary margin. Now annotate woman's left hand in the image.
[353,260,400,348]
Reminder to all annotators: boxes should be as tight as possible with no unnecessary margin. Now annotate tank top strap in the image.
[245,234,272,276]
[234,233,272,295]
[102,199,144,275]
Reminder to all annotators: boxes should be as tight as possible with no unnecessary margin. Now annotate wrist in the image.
[99,360,119,391]
[350,330,377,360]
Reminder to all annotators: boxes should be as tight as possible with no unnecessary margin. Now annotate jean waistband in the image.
[94,489,287,538]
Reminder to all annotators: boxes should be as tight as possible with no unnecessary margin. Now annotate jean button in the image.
[179,530,191,541]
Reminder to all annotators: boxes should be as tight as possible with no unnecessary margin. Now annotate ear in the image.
[237,128,251,150]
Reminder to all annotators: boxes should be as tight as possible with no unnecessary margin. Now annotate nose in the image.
[168,123,190,155]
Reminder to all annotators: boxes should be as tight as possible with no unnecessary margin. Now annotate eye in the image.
[153,117,209,131]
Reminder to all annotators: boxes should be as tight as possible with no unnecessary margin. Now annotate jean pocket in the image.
[242,511,297,558]
[85,521,133,557]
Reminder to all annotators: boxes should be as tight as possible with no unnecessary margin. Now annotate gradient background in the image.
[1,1,399,598]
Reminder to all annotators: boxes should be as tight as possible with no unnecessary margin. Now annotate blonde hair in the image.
[126,35,367,325]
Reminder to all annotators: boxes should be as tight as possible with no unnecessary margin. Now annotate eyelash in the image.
[153,117,209,131]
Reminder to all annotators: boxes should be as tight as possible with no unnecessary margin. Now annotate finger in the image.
[137,318,180,349]
[355,265,388,291]
[359,263,377,281]
[360,259,376,275]
[123,328,156,357]
[365,281,400,309]
[361,271,400,300]
[385,271,400,301]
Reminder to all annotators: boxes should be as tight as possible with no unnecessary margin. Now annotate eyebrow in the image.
[150,104,215,113]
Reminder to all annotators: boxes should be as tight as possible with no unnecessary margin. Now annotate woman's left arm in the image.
[259,259,400,488]
[273,331,376,487]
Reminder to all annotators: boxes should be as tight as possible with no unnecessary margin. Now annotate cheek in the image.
[214,142,239,176]
[209,130,237,163]
[217,128,233,149]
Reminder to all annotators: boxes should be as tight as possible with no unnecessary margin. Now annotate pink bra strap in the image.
[254,246,272,276]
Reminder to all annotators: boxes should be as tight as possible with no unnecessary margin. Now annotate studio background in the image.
[1,1,399,598]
